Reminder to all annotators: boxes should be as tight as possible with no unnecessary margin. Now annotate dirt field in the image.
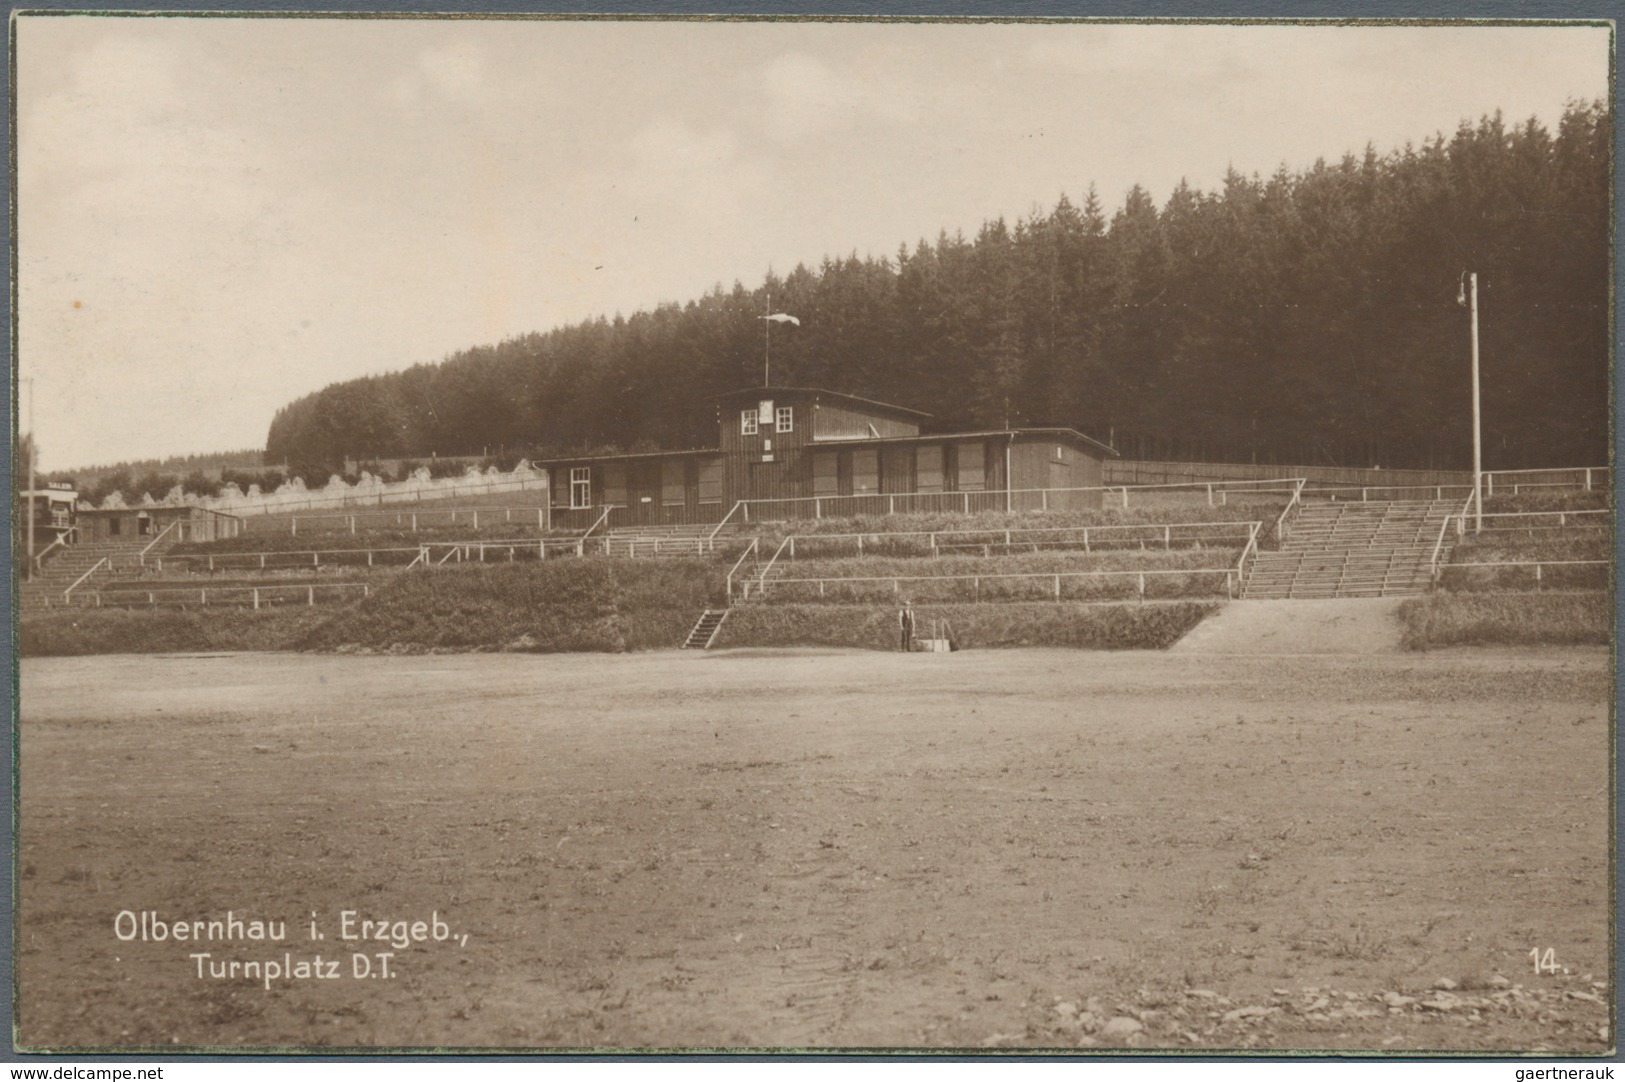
[16,646,1612,1053]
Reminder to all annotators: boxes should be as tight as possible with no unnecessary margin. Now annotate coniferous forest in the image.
[266,105,1610,474]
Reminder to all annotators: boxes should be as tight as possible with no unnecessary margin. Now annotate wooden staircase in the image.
[1243,499,1456,599]
[682,608,729,649]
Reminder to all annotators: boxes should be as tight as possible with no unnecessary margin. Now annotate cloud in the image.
[759,52,924,143]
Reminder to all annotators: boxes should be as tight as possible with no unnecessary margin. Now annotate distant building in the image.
[19,482,78,550]
[76,505,242,544]
[536,387,1116,525]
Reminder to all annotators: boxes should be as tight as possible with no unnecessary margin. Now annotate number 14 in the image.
[1530,947,1560,974]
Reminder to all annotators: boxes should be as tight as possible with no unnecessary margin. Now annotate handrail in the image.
[708,501,744,548]
[1272,478,1306,543]
[753,565,1239,601]
[1455,490,1476,537]
[1427,512,1455,585]
[734,478,1305,515]
[580,505,612,540]
[63,557,110,601]
[31,529,74,576]
[771,519,1258,546]
[725,538,759,599]
[139,520,179,564]
[1232,521,1260,598]
[754,536,794,590]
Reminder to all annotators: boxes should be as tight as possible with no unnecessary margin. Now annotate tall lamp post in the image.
[1459,272,1482,534]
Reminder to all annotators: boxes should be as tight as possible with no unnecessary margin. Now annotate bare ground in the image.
[15,646,1612,1053]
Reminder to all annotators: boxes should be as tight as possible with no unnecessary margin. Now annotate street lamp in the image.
[1458,272,1482,534]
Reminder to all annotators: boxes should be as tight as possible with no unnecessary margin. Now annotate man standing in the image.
[899,602,915,652]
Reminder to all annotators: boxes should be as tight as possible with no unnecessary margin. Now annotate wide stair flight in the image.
[1243,499,1457,600]
[18,538,170,612]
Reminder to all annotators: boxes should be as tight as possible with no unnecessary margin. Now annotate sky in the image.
[15,16,1613,471]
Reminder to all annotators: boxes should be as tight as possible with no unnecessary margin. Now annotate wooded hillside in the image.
[266,104,1610,473]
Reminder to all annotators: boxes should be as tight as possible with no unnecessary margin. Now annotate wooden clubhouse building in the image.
[539,387,1117,526]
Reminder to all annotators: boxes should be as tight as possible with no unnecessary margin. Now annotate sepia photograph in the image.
[10,11,1615,1056]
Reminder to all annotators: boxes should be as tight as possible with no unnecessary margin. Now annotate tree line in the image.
[266,103,1610,474]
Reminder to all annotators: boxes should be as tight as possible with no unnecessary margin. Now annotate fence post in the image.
[412,513,418,532]
[253,588,260,610]
[1164,525,1171,549]
[201,590,207,606]
[308,586,315,606]
[1053,575,1060,600]
[1585,468,1592,490]
[1121,488,1129,509]
[1207,483,1213,507]
[963,493,970,513]
[1138,573,1146,601]
[291,517,297,536]
[1535,564,1543,590]
[350,515,356,534]
[815,498,822,519]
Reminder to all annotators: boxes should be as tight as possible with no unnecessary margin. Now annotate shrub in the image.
[718,601,1216,651]
[1398,592,1610,650]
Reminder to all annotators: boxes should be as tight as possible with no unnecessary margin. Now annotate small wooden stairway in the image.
[682,608,729,649]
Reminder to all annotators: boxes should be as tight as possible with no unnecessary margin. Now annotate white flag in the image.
[761,312,801,325]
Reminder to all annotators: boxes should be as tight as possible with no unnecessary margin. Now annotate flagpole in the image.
[764,290,771,387]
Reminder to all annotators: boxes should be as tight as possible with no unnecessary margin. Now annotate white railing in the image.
[138,521,179,564]
[30,530,75,577]
[753,537,795,592]
[1440,559,1609,591]
[1272,479,1307,543]
[1233,522,1261,597]
[1485,466,1610,495]
[62,557,110,602]
[1428,512,1456,585]
[279,504,552,536]
[725,538,759,599]
[81,582,373,609]
[580,506,613,540]
[731,478,1301,522]
[748,565,1239,604]
[708,501,745,548]
[1468,509,1609,531]
[763,520,1259,560]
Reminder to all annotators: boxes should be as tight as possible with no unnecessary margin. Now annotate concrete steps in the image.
[681,608,729,649]
[1242,499,1455,600]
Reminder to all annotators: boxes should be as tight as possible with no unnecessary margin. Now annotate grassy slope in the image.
[1398,593,1611,650]
[719,601,1217,651]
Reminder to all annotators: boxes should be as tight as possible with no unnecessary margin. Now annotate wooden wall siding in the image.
[719,396,815,457]
[812,402,919,442]
[1008,438,1104,510]
[881,445,916,494]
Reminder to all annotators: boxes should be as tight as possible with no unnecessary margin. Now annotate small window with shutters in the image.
[958,442,985,491]
[853,449,879,494]
[812,452,839,496]
[603,463,628,507]
[661,459,686,506]
[917,445,943,493]
[697,457,723,504]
